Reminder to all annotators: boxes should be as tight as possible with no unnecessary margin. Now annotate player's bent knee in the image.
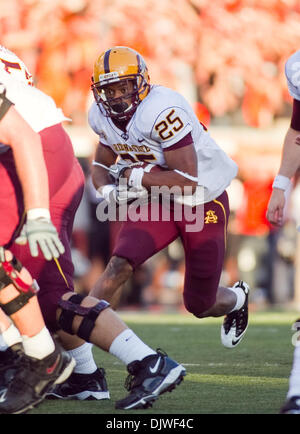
[109,256,133,279]
[0,249,39,316]
[183,293,215,318]
[57,292,110,342]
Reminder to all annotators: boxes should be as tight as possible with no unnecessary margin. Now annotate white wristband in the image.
[128,167,144,189]
[27,208,51,221]
[99,184,116,201]
[272,175,291,191]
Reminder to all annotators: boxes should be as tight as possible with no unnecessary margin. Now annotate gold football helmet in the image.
[91,46,150,121]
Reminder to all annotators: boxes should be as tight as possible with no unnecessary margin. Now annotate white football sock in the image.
[287,345,300,398]
[228,285,246,312]
[22,326,55,360]
[2,323,22,348]
[0,333,9,351]
[67,342,97,374]
[109,329,156,366]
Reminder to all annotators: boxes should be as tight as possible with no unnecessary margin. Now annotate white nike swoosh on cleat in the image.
[0,390,7,403]
[232,338,242,346]
[231,327,248,346]
[149,358,161,374]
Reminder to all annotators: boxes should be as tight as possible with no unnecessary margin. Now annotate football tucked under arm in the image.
[108,159,143,184]
[111,162,167,203]
[139,163,166,173]
[126,162,198,194]
[96,162,164,204]
[126,162,169,190]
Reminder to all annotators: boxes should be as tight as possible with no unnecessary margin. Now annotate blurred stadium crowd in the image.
[1,0,300,310]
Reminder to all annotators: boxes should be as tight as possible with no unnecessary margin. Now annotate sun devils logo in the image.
[205,210,218,224]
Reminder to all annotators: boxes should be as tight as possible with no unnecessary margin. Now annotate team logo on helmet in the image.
[0,45,33,86]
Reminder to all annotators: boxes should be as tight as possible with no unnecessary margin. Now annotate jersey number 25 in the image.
[154,109,184,140]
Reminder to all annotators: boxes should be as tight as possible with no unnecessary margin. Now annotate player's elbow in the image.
[180,179,197,194]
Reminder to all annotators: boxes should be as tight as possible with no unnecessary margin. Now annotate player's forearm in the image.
[92,144,117,190]
[278,127,300,179]
[92,166,112,190]
[141,170,198,193]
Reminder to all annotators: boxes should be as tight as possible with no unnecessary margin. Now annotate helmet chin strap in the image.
[111,102,133,116]
[111,101,129,113]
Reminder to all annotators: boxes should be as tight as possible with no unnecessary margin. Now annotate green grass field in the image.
[30,309,299,415]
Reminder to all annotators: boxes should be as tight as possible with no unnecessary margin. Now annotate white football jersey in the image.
[89,85,238,204]
[0,69,69,153]
[285,50,300,101]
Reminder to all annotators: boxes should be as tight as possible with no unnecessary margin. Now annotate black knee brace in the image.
[0,255,39,316]
[57,294,110,342]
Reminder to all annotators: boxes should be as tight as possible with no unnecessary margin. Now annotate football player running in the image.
[89,47,250,350]
[0,46,185,412]
[267,50,300,414]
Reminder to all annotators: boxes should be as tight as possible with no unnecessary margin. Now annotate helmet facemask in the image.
[92,75,149,121]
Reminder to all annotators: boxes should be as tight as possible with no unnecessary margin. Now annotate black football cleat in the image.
[280,396,300,414]
[0,340,75,414]
[46,367,110,400]
[221,281,250,348]
[115,349,186,410]
[0,344,23,393]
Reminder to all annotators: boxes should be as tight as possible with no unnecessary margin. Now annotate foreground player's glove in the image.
[15,217,65,261]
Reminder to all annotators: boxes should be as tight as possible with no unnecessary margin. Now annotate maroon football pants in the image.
[0,124,84,331]
[113,191,229,316]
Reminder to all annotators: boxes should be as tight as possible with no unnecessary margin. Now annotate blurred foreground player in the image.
[267,50,300,414]
[0,46,107,402]
[89,46,250,349]
[0,85,75,414]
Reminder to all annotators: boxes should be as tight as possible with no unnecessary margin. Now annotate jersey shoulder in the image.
[285,50,300,100]
[0,70,68,131]
[88,102,111,144]
[135,85,193,145]
[137,85,189,122]
[0,69,44,105]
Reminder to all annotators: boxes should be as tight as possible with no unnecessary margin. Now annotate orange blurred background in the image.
[1,0,300,308]
[1,0,300,128]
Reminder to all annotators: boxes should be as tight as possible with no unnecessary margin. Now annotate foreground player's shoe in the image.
[0,341,75,414]
[115,349,186,410]
[0,344,23,393]
[280,396,300,414]
[221,281,250,349]
[46,367,110,400]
